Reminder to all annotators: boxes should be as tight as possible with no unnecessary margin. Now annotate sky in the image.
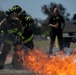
[0,0,76,20]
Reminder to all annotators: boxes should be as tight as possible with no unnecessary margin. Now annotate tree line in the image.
[0,2,75,37]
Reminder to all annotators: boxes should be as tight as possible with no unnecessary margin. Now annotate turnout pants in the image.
[0,42,12,69]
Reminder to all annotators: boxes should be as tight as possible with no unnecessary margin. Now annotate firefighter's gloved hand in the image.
[20,36,24,40]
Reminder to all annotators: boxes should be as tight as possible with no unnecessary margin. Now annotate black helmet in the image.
[6,9,13,16]
[12,5,22,13]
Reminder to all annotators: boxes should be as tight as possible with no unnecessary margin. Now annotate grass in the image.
[33,39,50,53]
[34,39,76,50]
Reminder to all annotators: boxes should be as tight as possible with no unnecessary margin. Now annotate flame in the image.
[17,48,76,75]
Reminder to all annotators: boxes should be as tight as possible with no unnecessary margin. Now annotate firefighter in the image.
[12,5,34,50]
[11,5,34,69]
[49,8,65,54]
[0,9,22,69]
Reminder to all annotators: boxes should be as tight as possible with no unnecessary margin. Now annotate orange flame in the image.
[17,48,76,75]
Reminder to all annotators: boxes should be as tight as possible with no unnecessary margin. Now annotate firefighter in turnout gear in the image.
[21,14,34,50]
[12,5,34,50]
[0,9,22,69]
[11,5,34,69]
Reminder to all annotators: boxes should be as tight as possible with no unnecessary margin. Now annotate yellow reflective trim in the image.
[21,36,24,40]
[5,39,13,45]
[7,30,16,33]
[7,9,10,12]
[25,16,30,21]
[56,16,60,20]
[22,34,34,44]
[12,7,16,10]
[7,28,18,34]
[7,30,14,33]
[14,28,18,31]
[16,6,19,9]
[17,32,22,36]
